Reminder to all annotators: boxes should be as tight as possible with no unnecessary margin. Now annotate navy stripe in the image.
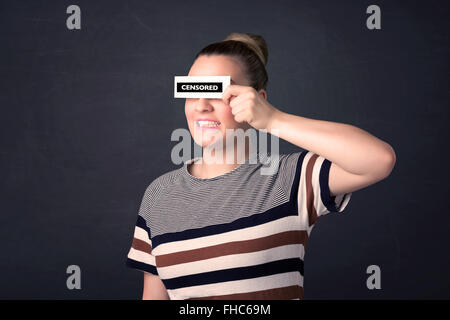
[136,215,151,235]
[126,258,158,275]
[152,200,297,249]
[162,258,304,290]
[290,151,307,213]
[319,158,340,212]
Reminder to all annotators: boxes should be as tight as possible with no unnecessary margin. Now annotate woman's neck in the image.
[189,147,251,179]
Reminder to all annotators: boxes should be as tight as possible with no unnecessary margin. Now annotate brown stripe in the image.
[188,285,304,300]
[131,237,152,254]
[156,230,308,267]
[306,153,319,227]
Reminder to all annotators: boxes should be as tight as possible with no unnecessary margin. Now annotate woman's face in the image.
[184,54,253,149]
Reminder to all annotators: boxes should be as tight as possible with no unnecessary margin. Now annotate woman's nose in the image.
[195,98,213,111]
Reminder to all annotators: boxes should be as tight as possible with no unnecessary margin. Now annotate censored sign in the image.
[174,76,231,99]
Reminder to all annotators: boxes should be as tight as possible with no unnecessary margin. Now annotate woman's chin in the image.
[194,136,222,149]
[193,130,224,147]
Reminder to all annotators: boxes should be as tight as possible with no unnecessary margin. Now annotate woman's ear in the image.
[258,89,267,100]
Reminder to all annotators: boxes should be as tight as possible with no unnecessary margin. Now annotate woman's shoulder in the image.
[254,151,304,168]
[146,167,182,193]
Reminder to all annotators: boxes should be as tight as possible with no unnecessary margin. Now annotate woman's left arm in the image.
[221,84,396,197]
[266,110,396,196]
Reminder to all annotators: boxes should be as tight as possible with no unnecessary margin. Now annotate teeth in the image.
[196,121,220,127]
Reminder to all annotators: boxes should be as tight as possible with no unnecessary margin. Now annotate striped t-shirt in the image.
[126,151,352,300]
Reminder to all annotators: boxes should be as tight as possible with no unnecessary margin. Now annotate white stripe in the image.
[127,247,156,266]
[152,215,304,255]
[158,244,305,279]
[311,153,328,217]
[298,151,313,227]
[168,271,303,300]
[134,226,151,245]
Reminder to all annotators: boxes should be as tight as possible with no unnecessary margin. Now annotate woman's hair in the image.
[194,32,269,91]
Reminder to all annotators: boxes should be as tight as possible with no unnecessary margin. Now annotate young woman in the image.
[126,32,396,300]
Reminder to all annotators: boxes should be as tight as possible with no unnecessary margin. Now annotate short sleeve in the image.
[282,150,352,227]
[125,213,158,276]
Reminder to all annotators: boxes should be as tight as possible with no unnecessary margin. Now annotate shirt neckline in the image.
[182,152,260,182]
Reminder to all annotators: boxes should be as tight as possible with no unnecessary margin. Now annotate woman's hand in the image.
[222,85,281,131]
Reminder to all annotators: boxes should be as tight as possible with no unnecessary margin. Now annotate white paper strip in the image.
[174,76,231,99]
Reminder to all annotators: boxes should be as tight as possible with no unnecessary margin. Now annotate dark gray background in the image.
[0,0,449,299]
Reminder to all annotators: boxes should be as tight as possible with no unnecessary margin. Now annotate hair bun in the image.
[223,32,268,66]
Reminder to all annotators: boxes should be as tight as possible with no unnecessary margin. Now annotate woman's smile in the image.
[195,120,221,129]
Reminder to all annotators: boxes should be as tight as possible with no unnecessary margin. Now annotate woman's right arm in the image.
[142,273,170,300]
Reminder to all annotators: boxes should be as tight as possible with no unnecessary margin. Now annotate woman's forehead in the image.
[190,55,243,72]
[188,55,248,85]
